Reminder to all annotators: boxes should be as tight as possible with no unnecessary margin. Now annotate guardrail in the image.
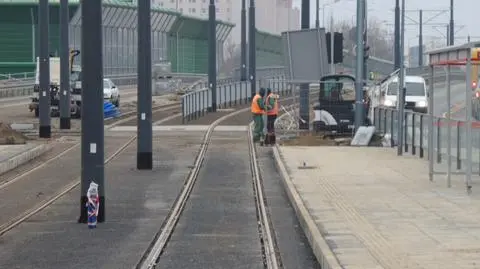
[181,75,290,123]
[373,106,480,170]
[0,72,210,99]
[0,67,285,99]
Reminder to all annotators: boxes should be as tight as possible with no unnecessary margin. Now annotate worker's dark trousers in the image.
[265,115,277,145]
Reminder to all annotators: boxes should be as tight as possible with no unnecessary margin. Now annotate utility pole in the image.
[362,1,368,83]
[330,14,335,74]
[39,0,51,138]
[299,0,310,130]
[240,0,247,81]
[449,0,454,45]
[248,0,256,98]
[354,0,365,129]
[397,9,450,67]
[209,0,217,111]
[315,0,320,28]
[79,0,105,223]
[397,0,406,156]
[137,0,153,170]
[394,0,400,70]
[59,0,70,129]
[418,10,423,66]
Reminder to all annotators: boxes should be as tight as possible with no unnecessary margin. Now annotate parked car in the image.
[103,78,120,107]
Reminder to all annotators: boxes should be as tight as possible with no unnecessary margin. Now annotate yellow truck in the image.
[470,48,480,119]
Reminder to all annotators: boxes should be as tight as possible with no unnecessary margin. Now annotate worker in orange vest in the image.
[251,88,266,144]
[264,88,278,145]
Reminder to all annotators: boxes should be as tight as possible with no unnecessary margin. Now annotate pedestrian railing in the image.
[181,75,292,123]
[373,106,480,171]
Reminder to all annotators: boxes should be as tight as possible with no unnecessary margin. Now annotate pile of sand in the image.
[0,122,28,144]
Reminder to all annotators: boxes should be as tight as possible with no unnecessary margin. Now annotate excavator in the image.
[29,49,81,117]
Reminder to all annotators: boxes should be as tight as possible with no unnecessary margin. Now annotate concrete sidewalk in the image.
[274,146,480,269]
[0,143,51,175]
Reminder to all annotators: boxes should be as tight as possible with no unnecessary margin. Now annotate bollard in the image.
[412,113,416,155]
[86,181,99,229]
[436,118,441,163]
[390,110,394,147]
[456,121,461,169]
[419,115,424,158]
[234,83,238,106]
[383,109,387,134]
[404,113,408,152]
[182,97,185,124]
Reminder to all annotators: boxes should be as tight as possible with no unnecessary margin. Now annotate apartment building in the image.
[155,0,232,22]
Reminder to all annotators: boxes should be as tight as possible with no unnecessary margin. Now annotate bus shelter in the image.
[426,41,480,193]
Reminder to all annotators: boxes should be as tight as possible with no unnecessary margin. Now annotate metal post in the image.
[315,0,320,28]
[446,26,449,46]
[446,66,451,187]
[449,0,454,46]
[397,0,405,155]
[465,47,473,192]
[240,0,247,81]
[208,0,217,111]
[418,10,423,67]
[428,65,434,182]
[299,0,310,129]
[79,0,105,223]
[394,0,400,70]
[137,0,153,170]
[39,0,51,138]
[330,14,335,74]
[59,0,70,129]
[248,0,256,98]
[354,0,365,129]
[362,1,368,82]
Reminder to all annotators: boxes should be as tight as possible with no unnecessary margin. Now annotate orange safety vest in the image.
[265,93,278,115]
[251,94,263,114]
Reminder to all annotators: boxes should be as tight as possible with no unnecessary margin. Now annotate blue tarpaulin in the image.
[104,101,121,118]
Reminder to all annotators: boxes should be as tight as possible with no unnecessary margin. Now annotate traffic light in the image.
[326,32,344,64]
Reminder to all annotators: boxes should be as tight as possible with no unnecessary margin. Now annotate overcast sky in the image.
[291,0,477,48]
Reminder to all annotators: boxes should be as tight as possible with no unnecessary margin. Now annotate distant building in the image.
[408,45,426,67]
[151,0,300,45]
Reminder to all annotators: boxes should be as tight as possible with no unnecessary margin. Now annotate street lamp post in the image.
[397,0,406,156]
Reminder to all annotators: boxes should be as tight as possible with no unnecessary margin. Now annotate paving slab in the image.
[0,143,51,175]
[0,132,205,269]
[274,145,480,269]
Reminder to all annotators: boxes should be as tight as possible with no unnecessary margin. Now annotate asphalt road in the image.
[0,87,138,125]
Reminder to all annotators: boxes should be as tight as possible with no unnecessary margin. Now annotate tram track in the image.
[135,106,282,269]
[0,89,319,266]
[0,102,181,187]
[0,103,181,237]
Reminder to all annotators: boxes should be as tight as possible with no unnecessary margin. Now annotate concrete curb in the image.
[0,143,52,175]
[272,146,343,269]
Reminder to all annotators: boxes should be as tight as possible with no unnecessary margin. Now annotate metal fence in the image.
[181,75,290,123]
[373,106,480,176]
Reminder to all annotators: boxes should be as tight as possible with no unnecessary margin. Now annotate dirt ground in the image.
[0,122,28,144]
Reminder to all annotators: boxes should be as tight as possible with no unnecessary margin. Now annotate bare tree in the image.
[219,39,238,75]
[332,18,394,61]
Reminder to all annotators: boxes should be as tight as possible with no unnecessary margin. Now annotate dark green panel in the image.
[0,4,79,75]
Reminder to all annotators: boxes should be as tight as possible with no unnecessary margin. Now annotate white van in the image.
[382,75,428,113]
